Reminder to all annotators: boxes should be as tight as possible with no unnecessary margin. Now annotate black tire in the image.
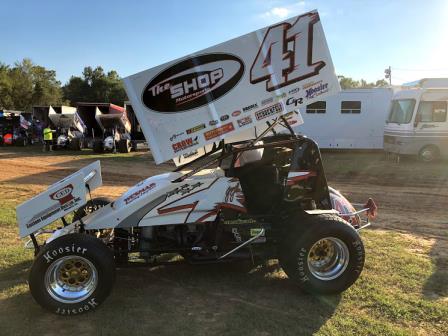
[418,145,439,162]
[29,233,115,315]
[14,137,27,146]
[279,214,365,294]
[69,138,82,151]
[73,197,112,222]
[93,139,104,153]
[118,139,131,153]
[131,140,138,152]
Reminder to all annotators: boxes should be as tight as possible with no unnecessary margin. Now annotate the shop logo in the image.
[143,53,244,113]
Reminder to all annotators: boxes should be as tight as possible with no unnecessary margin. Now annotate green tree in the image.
[63,66,127,105]
[338,76,389,89]
[0,59,63,110]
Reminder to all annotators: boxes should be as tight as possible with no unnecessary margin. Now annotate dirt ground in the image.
[1,147,447,335]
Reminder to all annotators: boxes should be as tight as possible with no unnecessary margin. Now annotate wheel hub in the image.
[307,237,349,281]
[45,256,98,304]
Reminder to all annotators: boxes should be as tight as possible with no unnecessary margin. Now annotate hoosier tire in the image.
[118,139,131,153]
[92,139,104,153]
[29,233,115,315]
[279,214,364,294]
[72,197,112,222]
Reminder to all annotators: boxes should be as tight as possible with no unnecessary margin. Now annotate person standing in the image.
[42,125,55,152]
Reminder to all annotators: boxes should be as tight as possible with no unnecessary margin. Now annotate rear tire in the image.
[279,214,365,294]
[93,139,104,153]
[118,139,131,153]
[14,137,27,146]
[70,138,83,151]
[418,145,439,162]
[72,197,112,222]
[29,233,115,315]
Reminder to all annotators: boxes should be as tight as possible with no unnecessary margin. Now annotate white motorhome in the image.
[296,88,393,149]
[384,78,448,161]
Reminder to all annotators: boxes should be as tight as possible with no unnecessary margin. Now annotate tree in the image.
[62,66,127,105]
[0,59,63,110]
[338,76,389,89]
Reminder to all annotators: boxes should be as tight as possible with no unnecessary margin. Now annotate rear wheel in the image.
[279,214,365,294]
[69,138,83,151]
[118,139,131,153]
[418,145,439,162]
[72,197,112,222]
[93,139,104,153]
[29,233,115,315]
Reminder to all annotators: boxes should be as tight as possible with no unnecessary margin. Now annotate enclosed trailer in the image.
[296,88,394,149]
[384,78,448,161]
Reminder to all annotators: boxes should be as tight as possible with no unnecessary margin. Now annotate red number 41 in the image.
[250,12,326,92]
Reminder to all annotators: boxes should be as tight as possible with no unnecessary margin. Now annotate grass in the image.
[0,148,447,335]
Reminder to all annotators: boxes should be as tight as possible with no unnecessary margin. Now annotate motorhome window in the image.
[306,101,326,113]
[388,99,415,123]
[417,101,447,122]
[341,101,361,114]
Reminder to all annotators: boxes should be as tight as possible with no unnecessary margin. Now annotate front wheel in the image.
[29,233,115,315]
[279,214,365,294]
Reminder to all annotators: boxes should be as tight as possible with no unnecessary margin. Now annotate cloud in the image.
[259,1,309,22]
[261,6,291,19]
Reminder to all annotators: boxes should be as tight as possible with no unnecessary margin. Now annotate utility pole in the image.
[384,66,392,86]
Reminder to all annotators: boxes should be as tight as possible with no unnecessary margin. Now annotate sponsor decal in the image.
[186,123,206,135]
[255,102,284,121]
[166,182,204,198]
[142,53,245,112]
[124,182,156,205]
[182,150,199,159]
[223,218,256,225]
[288,87,300,95]
[275,92,287,100]
[303,80,329,99]
[237,116,253,127]
[172,136,199,153]
[286,96,304,107]
[26,186,81,229]
[220,114,229,122]
[56,298,98,315]
[242,103,258,112]
[170,132,185,142]
[50,184,74,205]
[231,110,241,117]
[261,97,274,106]
[209,119,218,126]
[43,245,88,263]
[204,123,235,140]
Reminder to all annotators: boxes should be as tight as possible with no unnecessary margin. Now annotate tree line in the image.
[0,59,127,111]
[0,58,390,111]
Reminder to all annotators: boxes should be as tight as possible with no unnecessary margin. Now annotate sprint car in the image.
[17,120,377,315]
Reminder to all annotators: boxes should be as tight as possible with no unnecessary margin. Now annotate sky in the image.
[1,0,448,86]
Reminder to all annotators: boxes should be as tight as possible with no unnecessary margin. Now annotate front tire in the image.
[29,233,115,315]
[418,145,439,162]
[279,214,365,294]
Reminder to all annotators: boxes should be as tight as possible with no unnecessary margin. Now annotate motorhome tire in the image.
[418,145,439,162]
[279,214,365,294]
[29,233,115,315]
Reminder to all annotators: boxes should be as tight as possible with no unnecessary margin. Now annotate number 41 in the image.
[250,12,326,92]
